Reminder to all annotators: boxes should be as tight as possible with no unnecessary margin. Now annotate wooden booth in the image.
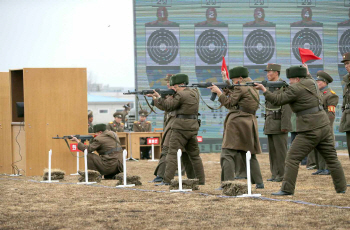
[3,68,88,176]
[128,132,162,159]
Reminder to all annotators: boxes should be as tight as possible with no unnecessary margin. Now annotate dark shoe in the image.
[234,176,247,180]
[267,178,275,182]
[149,176,163,183]
[307,165,317,170]
[256,183,264,189]
[103,174,116,180]
[271,190,293,196]
[155,181,170,186]
[273,178,283,182]
[318,169,330,175]
[312,169,323,175]
[337,190,346,194]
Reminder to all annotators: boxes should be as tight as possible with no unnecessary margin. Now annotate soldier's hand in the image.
[302,63,310,75]
[70,135,80,143]
[208,83,222,94]
[254,83,267,92]
[221,70,228,81]
[152,90,161,99]
[145,94,153,97]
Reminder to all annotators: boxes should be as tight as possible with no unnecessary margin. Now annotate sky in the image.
[0,0,135,88]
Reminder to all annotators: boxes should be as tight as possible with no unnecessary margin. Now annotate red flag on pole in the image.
[221,56,229,80]
[298,47,321,64]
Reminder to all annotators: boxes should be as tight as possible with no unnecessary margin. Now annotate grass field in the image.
[1,152,350,229]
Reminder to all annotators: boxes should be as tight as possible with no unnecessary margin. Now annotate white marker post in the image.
[170,149,192,193]
[41,149,59,183]
[70,151,80,175]
[116,150,135,188]
[148,142,158,162]
[77,149,96,185]
[238,151,261,197]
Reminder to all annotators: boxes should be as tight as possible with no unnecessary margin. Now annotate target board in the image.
[195,27,228,66]
[146,27,180,66]
[290,27,323,65]
[243,27,276,66]
[338,27,350,62]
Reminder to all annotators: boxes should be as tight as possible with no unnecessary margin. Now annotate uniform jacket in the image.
[77,130,123,172]
[319,86,338,127]
[88,122,94,133]
[156,88,200,131]
[218,78,262,154]
[264,78,329,133]
[340,73,350,132]
[154,95,176,146]
[106,120,124,132]
[133,121,152,132]
[264,78,292,135]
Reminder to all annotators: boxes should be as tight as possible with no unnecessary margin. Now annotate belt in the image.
[296,106,323,117]
[266,110,281,116]
[176,114,198,119]
[99,147,122,156]
[239,107,256,115]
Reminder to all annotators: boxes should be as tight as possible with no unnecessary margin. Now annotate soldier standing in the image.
[263,64,292,182]
[133,110,152,159]
[71,124,123,179]
[107,112,125,132]
[209,66,264,189]
[312,71,339,175]
[150,74,205,185]
[88,111,94,133]
[255,65,347,195]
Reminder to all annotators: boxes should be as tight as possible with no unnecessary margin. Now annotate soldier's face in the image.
[289,78,300,84]
[232,77,243,84]
[140,116,146,122]
[115,117,122,123]
[344,61,350,73]
[88,117,93,123]
[316,80,327,90]
[266,71,278,81]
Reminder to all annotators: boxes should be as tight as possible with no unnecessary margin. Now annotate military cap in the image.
[164,74,174,82]
[286,68,290,78]
[229,66,249,79]
[287,65,307,78]
[170,74,189,86]
[316,71,333,84]
[139,110,149,117]
[113,111,123,118]
[341,52,350,63]
[264,63,281,72]
[93,123,106,132]
[88,111,93,118]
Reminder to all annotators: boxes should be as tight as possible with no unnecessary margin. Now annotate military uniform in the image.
[133,110,152,159]
[313,71,339,175]
[217,67,264,187]
[88,111,94,133]
[263,64,292,182]
[261,65,346,195]
[155,74,205,185]
[77,124,123,178]
[107,112,124,132]
[339,52,350,158]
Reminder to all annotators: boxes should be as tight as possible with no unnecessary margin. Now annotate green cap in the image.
[264,63,281,72]
[93,123,106,132]
[288,65,307,78]
[113,112,123,118]
[316,71,333,84]
[341,52,350,63]
[286,68,290,78]
[88,111,93,119]
[229,66,249,79]
[170,74,189,86]
[139,110,149,117]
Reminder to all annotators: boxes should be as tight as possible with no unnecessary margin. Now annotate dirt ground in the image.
[1,152,350,230]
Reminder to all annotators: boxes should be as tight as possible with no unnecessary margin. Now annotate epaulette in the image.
[109,121,113,124]
[147,121,151,123]
[330,90,336,95]
[134,121,138,124]
[121,123,124,125]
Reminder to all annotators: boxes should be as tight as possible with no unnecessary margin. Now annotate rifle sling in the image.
[144,96,157,114]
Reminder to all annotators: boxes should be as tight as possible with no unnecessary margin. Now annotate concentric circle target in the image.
[244,29,275,64]
[147,28,179,65]
[339,29,350,56]
[196,29,227,65]
[292,28,322,63]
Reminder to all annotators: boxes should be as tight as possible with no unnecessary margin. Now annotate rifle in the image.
[52,135,94,150]
[182,82,234,101]
[124,89,176,106]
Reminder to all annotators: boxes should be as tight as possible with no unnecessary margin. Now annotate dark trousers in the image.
[267,134,287,180]
[347,132,350,159]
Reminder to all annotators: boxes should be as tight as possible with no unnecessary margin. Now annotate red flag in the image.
[298,47,321,64]
[221,56,229,80]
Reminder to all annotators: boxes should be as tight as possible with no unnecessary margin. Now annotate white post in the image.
[238,151,261,197]
[70,152,80,175]
[116,150,135,187]
[77,149,96,185]
[41,149,59,183]
[148,143,158,162]
[170,149,192,193]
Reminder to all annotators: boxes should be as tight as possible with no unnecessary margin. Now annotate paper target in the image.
[338,27,350,61]
[291,27,323,65]
[146,27,180,66]
[195,28,228,66]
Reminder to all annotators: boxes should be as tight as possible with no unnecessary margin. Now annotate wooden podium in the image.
[1,68,88,176]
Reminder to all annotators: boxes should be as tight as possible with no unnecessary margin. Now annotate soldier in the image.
[133,110,152,159]
[88,111,94,133]
[209,66,264,189]
[150,74,205,185]
[255,65,347,195]
[71,123,123,179]
[263,64,292,182]
[339,52,350,159]
[121,103,131,128]
[107,112,125,132]
[312,71,339,175]
[150,74,195,182]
